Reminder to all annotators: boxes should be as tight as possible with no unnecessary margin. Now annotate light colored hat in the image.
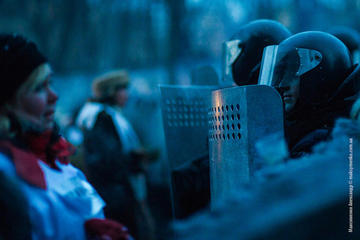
[92,70,129,99]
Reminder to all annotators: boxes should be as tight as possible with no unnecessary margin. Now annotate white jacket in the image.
[0,152,105,240]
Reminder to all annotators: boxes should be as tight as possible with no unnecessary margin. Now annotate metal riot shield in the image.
[209,85,284,207]
[160,85,216,219]
[190,65,219,86]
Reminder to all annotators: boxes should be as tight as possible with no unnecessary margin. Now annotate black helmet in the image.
[259,31,352,107]
[222,19,291,86]
[329,26,360,65]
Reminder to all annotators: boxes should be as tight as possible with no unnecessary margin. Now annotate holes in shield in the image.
[208,103,242,142]
[165,97,207,127]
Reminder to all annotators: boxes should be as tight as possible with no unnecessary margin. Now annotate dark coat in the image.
[83,110,132,186]
[82,110,153,239]
[285,84,356,158]
[286,63,360,158]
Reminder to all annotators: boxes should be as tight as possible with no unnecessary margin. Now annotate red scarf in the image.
[0,131,75,189]
[25,130,76,168]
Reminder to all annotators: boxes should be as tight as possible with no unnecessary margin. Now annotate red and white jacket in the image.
[0,133,131,240]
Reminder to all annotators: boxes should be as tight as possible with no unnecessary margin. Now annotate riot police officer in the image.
[222,19,291,86]
[172,19,292,219]
[259,31,359,158]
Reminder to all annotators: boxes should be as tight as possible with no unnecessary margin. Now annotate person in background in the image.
[330,26,360,65]
[0,33,131,240]
[76,70,156,240]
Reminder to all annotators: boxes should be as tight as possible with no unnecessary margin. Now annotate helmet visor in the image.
[221,39,242,84]
[259,45,322,87]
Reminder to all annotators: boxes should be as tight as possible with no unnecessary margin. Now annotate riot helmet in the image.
[221,19,291,86]
[259,31,352,113]
[330,26,360,65]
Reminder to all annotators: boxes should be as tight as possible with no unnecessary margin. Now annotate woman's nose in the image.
[47,87,58,104]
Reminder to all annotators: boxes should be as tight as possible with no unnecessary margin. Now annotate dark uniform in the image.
[265,31,359,158]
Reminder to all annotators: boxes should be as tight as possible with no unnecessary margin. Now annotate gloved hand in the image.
[85,218,133,240]
[129,148,160,173]
[144,148,160,163]
[129,148,148,173]
[130,148,160,162]
[130,148,148,162]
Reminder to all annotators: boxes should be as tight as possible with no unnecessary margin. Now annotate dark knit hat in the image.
[0,34,47,104]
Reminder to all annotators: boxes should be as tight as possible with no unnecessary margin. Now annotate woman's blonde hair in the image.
[0,63,52,137]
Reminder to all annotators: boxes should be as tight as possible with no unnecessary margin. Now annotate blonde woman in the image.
[0,34,131,240]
